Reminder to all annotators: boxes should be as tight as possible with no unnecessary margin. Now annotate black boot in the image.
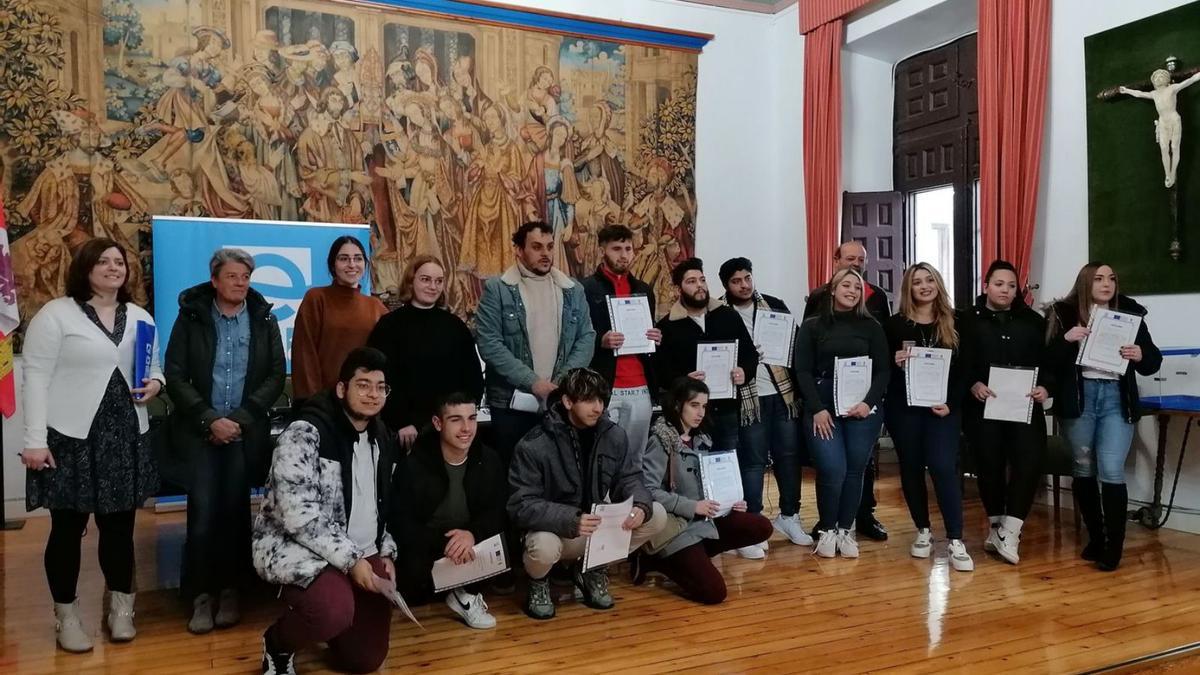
[1098,482,1129,572]
[1073,477,1105,561]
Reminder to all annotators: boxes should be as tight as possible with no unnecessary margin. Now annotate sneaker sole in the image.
[813,549,836,558]
[522,607,556,620]
[951,560,975,572]
[774,525,814,546]
[911,547,932,559]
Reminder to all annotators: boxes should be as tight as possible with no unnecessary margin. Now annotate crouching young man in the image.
[508,368,667,620]
[252,348,400,674]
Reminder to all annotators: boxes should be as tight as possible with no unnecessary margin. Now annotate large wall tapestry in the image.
[0,0,700,344]
[1085,1,1200,295]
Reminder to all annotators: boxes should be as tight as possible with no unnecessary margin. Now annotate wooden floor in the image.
[3,469,1200,674]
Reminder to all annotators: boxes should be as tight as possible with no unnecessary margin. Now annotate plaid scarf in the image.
[732,294,801,426]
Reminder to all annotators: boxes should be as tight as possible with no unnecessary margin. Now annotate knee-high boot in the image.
[1073,477,1105,561]
[1098,482,1129,572]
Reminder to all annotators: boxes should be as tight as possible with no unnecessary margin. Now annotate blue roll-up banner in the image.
[151,216,372,371]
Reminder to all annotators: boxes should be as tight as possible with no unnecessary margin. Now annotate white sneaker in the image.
[760,538,770,551]
[773,514,814,546]
[910,528,933,559]
[447,589,497,630]
[996,516,1023,565]
[836,529,860,558]
[948,539,975,572]
[984,527,1001,553]
[735,545,766,560]
[813,530,837,558]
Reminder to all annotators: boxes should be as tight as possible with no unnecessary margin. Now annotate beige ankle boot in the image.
[106,591,136,641]
[54,601,94,653]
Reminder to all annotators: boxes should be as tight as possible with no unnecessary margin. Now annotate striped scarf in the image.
[735,294,800,426]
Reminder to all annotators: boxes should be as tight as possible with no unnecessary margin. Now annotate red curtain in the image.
[977,0,1051,294]
[802,19,845,290]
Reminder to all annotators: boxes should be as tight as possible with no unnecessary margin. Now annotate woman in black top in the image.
[793,269,889,559]
[367,255,483,447]
[1045,262,1161,571]
[884,263,973,572]
[965,260,1051,566]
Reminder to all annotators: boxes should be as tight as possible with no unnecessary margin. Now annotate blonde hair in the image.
[825,268,870,319]
[398,255,446,307]
[898,263,959,348]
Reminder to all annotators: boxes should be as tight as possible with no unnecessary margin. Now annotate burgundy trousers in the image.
[655,511,773,605]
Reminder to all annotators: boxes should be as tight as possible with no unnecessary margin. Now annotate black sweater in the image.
[1045,295,1162,422]
[884,312,973,412]
[366,304,484,433]
[793,311,890,416]
[963,294,1052,419]
[654,302,758,417]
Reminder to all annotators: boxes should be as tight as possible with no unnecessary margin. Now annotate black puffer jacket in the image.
[164,283,286,487]
[963,293,1053,415]
[1045,295,1162,422]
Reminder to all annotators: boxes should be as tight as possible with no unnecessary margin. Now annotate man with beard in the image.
[582,225,662,459]
[803,241,892,542]
[654,257,758,452]
[252,348,400,675]
[476,221,596,465]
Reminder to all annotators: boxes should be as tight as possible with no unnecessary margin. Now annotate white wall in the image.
[1033,0,1200,532]
[842,51,894,193]
[3,0,809,517]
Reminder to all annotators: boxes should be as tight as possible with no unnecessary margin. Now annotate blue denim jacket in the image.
[475,265,595,409]
[211,300,251,417]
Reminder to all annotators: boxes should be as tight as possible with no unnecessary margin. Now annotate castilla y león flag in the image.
[0,200,20,418]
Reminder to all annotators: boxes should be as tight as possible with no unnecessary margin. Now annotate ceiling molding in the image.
[675,0,797,14]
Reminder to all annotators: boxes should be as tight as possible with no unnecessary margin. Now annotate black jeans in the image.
[969,408,1047,521]
[46,509,136,604]
[184,440,252,600]
[886,404,964,539]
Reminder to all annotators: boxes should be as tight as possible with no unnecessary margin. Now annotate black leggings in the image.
[969,409,1047,522]
[45,509,136,604]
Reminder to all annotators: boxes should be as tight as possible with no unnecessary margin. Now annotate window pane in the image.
[910,186,956,293]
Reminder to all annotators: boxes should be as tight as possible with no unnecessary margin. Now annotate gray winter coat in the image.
[642,418,718,556]
[507,403,653,538]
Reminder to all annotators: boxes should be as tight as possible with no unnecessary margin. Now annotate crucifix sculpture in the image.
[1098,57,1200,260]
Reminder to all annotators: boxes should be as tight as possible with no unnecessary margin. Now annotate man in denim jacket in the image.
[475,221,596,465]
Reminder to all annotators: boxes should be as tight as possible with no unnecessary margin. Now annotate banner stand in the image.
[1,418,26,530]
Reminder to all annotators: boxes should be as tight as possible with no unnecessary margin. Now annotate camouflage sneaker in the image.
[573,567,614,610]
[523,577,555,620]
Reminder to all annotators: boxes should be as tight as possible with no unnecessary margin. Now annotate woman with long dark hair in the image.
[965,260,1051,566]
[885,263,973,571]
[1046,262,1161,571]
[21,238,163,652]
[636,377,773,604]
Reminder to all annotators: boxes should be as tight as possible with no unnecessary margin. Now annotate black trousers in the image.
[46,509,136,604]
[969,408,1047,521]
[184,440,252,600]
[857,451,878,520]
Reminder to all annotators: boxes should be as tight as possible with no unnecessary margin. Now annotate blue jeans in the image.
[806,408,885,531]
[1061,379,1136,484]
[737,395,801,516]
[710,408,740,452]
[886,403,964,539]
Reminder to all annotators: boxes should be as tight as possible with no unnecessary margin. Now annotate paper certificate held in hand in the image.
[373,573,423,629]
[983,365,1039,424]
[607,294,656,356]
[697,341,739,400]
[905,347,951,407]
[699,450,743,518]
[834,356,872,416]
[753,310,795,367]
[431,534,509,592]
[583,497,635,571]
[1076,307,1142,375]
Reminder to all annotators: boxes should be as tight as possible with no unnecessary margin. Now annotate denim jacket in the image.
[475,265,596,409]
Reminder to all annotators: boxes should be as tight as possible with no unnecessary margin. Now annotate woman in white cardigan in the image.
[20,238,164,653]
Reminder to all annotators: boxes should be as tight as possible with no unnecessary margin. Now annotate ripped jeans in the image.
[1060,379,1136,484]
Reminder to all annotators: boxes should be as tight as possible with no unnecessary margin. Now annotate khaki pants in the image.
[523,502,667,579]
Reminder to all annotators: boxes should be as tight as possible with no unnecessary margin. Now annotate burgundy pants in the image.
[655,511,773,605]
[270,556,392,674]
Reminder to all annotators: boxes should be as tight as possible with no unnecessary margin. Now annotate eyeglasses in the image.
[352,380,391,397]
[336,255,366,264]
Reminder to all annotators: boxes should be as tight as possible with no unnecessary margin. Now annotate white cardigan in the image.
[22,297,164,448]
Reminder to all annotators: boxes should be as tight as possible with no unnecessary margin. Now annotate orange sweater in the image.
[290,284,387,399]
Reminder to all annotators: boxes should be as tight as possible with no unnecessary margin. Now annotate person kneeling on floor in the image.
[391,392,508,629]
[509,368,667,619]
[252,348,400,675]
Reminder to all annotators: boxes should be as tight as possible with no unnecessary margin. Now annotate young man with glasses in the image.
[253,348,401,675]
